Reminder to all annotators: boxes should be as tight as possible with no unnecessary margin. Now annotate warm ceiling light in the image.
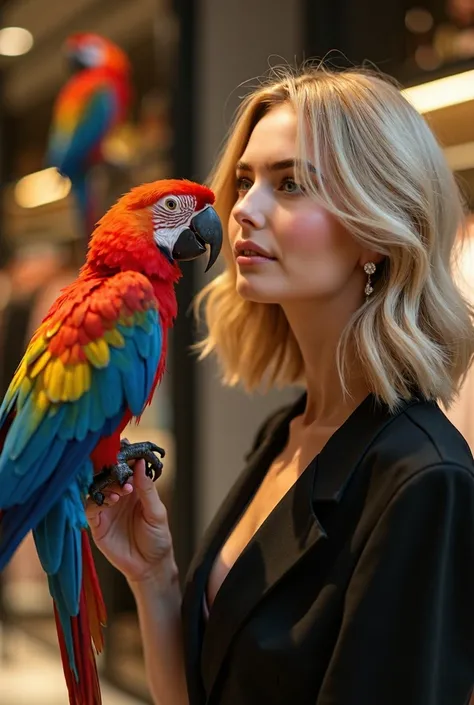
[402,69,474,113]
[15,168,71,209]
[0,27,33,57]
[405,7,434,34]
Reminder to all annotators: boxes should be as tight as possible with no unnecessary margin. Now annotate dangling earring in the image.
[364,262,376,301]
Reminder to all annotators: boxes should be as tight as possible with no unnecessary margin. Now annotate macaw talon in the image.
[88,467,117,506]
[88,442,165,505]
[117,440,165,482]
[88,461,133,505]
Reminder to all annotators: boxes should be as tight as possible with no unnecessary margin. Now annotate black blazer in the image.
[182,393,474,705]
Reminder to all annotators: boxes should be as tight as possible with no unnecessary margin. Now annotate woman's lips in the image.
[236,249,276,266]
[235,244,276,266]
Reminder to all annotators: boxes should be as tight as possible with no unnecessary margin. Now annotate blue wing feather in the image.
[47,89,117,178]
[0,301,163,569]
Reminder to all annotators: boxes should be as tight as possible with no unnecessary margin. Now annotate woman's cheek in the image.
[282,212,333,255]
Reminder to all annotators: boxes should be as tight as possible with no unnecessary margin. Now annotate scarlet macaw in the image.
[46,33,132,235]
[0,179,222,704]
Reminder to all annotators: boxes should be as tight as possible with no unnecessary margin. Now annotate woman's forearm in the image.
[129,558,189,705]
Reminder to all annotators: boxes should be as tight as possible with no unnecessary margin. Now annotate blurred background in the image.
[1,0,474,702]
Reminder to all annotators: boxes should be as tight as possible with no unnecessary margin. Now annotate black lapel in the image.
[312,393,420,501]
[181,397,304,704]
[200,451,325,696]
[183,391,421,703]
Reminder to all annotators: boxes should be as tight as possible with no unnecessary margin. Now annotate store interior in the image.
[1,0,474,703]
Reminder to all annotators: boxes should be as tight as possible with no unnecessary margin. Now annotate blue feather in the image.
[0,299,163,576]
[3,436,67,508]
[62,403,80,441]
[0,388,19,428]
[130,326,151,359]
[75,389,92,442]
[122,360,146,416]
[109,346,133,374]
[89,384,106,433]
[0,427,103,570]
[33,495,68,575]
[3,397,66,463]
[117,323,136,339]
[48,90,117,179]
[95,363,123,419]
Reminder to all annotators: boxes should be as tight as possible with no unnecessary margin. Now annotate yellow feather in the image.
[104,328,125,348]
[30,350,52,378]
[84,339,110,368]
[29,389,50,433]
[8,359,27,397]
[43,358,54,389]
[17,376,32,409]
[45,320,61,339]
[71,364,84,400]
[36,389,49,413]
[95,338,110,366]
[61,367,77,402]
[84,341,99,367]
[25,336,47,365]
[119,315,134,327]
[46,358,66,403]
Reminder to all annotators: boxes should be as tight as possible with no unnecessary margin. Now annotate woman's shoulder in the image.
[367,398,474,495]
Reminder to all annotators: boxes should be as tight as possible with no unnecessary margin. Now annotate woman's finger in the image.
[133,460,165,525]
[103,481,134,496]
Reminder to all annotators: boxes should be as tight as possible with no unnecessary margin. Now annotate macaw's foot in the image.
[88,440,165,506]
[118,439,165,481]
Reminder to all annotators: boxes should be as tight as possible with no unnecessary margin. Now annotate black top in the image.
[182,392,474,705]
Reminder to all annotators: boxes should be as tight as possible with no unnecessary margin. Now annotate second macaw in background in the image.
[46,33,132,237]
[0,178,222,704]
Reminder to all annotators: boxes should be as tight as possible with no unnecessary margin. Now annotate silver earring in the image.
[364,262,376,301]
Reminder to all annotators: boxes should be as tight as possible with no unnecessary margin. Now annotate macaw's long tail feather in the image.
[53,531,106,705]
[72,173,97,239]
[33,473,106,705]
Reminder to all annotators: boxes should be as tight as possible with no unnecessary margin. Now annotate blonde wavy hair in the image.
[194,65,474,410]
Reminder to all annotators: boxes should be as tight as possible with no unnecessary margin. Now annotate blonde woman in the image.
[86,67,474,705]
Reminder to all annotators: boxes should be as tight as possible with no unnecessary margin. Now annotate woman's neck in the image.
[281,298,370,427]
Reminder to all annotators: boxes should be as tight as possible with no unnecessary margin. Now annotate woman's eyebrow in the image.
[235,158,317,173]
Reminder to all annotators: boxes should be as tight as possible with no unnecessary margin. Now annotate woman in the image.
[86,66,474,705]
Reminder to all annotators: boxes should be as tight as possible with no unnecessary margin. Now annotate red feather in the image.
[54,532,105,705]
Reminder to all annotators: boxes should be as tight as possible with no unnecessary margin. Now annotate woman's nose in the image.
[232,192,266,230]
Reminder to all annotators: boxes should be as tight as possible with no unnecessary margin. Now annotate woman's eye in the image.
[281,178,303,194]
[236,176,252,193]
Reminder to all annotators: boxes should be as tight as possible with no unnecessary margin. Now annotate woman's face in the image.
[228,103,369,306]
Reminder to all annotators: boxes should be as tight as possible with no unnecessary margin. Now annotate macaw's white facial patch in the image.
[151,194,198,252]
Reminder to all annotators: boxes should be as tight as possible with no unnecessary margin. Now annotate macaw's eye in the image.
[164,197,179,211]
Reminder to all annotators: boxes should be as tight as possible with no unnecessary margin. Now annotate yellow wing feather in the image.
[3,272,157,419]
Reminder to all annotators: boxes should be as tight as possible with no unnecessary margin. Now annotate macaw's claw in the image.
[119,439,165,481]
[88,440,165,505]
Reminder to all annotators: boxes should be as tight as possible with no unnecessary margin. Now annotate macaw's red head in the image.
[64,33,130,76]
[85,179,223,282]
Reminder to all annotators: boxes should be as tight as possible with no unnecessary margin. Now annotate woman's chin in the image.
[236,277,280,304]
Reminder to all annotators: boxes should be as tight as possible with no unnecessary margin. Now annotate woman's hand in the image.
[86,459,176,584]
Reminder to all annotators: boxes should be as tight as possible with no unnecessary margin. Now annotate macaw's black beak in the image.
[65,51,85,74]
[172,205,223,272]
